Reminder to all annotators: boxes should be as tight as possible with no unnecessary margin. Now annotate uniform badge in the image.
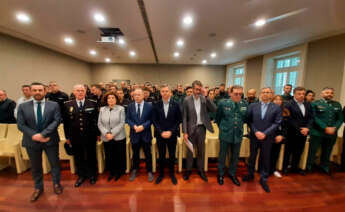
[69,106,74,113]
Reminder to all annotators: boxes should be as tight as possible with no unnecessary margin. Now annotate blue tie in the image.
[37,102,43,132]
[137,103,141,119]
[261,103,268,119]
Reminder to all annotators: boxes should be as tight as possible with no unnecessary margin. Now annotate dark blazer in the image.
[285,100,313,133]
[62,99,99,143]
[247,102,282,142]
[17,100,61,149]
[126,101,152,144]
[152,99,182,138]
[182,95,217,135]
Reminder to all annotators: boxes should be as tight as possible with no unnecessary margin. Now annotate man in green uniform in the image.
[307,87,343,175]
[171,84,186,109]
[216,85,248,186]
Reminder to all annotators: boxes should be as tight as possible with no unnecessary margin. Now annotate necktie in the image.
[79,101,83,111]
[37,102,43,132]
[261,103,268,119]
[137,103,141,119]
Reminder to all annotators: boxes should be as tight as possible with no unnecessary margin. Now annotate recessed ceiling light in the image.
[182,15,193,26]
[210,52,217,58]
[173,52,180,57]
[89,50,97,56]
[225,41,234,48]
[105,58,111,63]
[64,37,74,45]
[255,19,266,27]
[16,12,31,23]
[94,13,106,23]
[129,51,136,57]
[202,60,207,64]
[176,39,184,47]
[118,38,126,45]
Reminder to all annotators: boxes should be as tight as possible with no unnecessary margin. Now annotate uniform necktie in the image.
[79,101,83,111]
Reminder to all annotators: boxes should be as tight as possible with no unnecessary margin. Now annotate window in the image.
[232,66,245,86]
[273,55,300,95]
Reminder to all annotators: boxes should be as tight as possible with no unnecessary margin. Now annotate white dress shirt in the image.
[294,98,305,116]
[193,95,202,125]
[163,98,170,118]
[135,101,144,118]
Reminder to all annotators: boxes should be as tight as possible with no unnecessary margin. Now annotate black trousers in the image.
[283,133,307,171]
[248,139,273,181]
[73,138,97,178]
[26,144,60,190]
[131,139,152,172]
[157,136,177,174]
[103,138,126,176]
[270,142,282,174]
[186,125,206,171]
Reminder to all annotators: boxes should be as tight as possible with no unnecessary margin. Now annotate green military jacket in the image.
[215,99,248,143]
[171,92,186,105]
[310,98,343,137]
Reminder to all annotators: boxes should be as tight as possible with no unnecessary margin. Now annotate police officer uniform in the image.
[62,98,99,185]
[307,98,343,173]
[46,91,69,112]
[215,98,248,184]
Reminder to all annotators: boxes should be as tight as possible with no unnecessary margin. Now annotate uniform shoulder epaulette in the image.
[64,100,73,104]
[88,99,97,103]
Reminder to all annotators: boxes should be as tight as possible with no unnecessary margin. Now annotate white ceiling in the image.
[1,0,345,65]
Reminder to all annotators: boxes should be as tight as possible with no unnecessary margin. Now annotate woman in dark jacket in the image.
[270,95,290,178]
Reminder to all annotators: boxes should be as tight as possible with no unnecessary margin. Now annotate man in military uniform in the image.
[282,84,293,102]
[216,85,247,186]
[62,84,99,187]
[307,87,343,175]
[171,84,186,109]
[46,81,69,112]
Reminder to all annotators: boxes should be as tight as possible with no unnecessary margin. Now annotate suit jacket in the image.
[126,101,152,144]
[152,99,182,139]
[246,102,282,142]
[182,95,217,135]
[17,100,61,149]
[62,99,99,143]
[285,100,313,135]
[98,105,126,141]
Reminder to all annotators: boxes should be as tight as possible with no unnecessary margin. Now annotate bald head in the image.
[0,89,7,102]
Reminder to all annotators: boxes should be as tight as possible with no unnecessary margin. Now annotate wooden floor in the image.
[1,161,345,212]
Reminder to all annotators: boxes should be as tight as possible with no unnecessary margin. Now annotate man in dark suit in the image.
[127,88,154,182]
[152,84,181,185]
[62,84,99,187]
[0,89,16,123]
[182,80,217,182]
[283,87,313,175]
[17,82,62,202]
[243,87,282,193]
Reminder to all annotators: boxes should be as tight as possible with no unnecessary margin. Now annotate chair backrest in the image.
[6,124,23,142]
[58,124,66,140]
[125,124,130,138]
[0,124,8,139]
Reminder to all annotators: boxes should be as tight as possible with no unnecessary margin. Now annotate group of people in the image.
[0,80,344,202]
